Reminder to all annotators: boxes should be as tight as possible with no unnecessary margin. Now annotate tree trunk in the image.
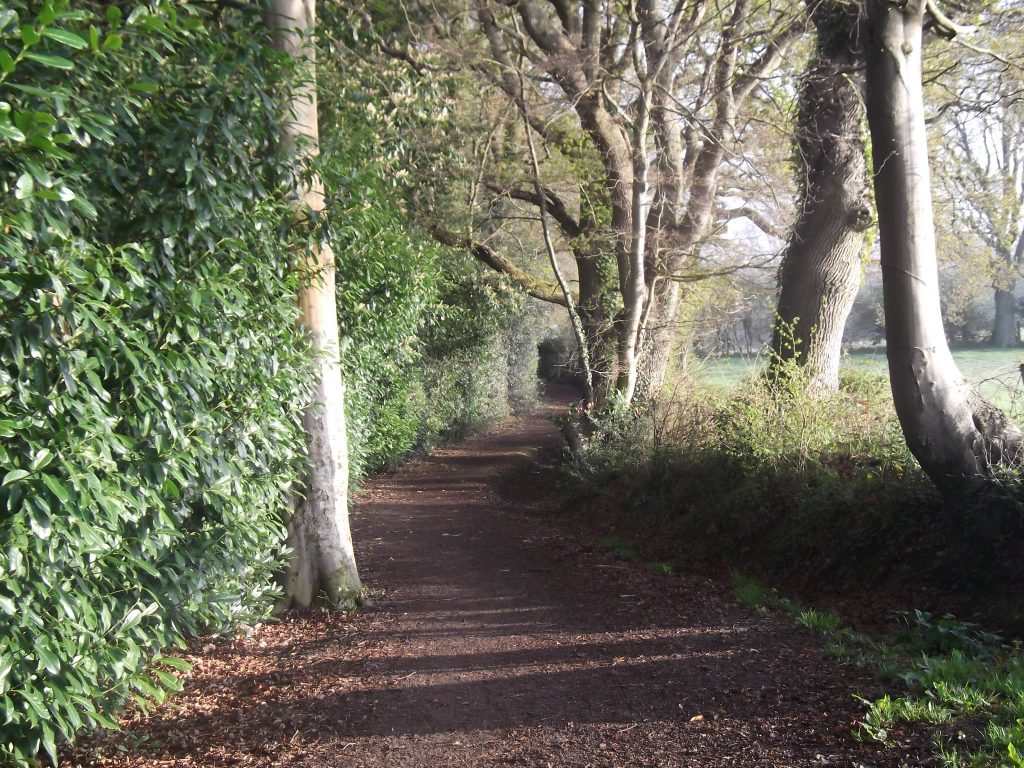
[267,0,363,609]
[577,255,614,400]
[770,0,872,394]
[991,286,1018,347]
[640,278,681,398]
[864,0,1022,499]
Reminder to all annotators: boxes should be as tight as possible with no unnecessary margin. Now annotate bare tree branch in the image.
[734,14,808,105]
[428,224,574,306]
[719,205,785,240]
[925,0,977,39]
[485,181,583,237]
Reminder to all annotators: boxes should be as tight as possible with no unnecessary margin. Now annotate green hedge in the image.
[317,6,540,479]
[0,2,540,764]
[0,3,310,763]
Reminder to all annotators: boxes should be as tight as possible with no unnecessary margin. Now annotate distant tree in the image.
[932,40,1024,348]
[266,0,362,609]
[420,0,806,404]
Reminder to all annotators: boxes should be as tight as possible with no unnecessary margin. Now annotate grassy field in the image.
[692,347,1024,413]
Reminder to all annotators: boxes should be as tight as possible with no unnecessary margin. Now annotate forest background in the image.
[2,0,1024,766]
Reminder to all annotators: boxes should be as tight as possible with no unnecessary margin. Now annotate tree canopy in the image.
[3,0,1024,764]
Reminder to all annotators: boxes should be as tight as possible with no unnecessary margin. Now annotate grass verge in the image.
[731,572,1024,767]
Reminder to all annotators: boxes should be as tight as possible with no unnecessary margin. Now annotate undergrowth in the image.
[731,573,1024,767]
[566,354,1024,765]
[568,357,1024,618]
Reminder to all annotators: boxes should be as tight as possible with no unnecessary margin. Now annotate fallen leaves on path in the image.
[67,387,934,768]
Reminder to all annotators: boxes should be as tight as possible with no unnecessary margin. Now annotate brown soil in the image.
[68,387,933,767]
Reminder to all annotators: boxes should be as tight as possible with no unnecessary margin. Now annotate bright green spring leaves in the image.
[318,6,532,478]
[0,3,310,763]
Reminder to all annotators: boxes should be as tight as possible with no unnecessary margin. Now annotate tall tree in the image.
[769,0,872,393]
[934,53,1024,347]
[266,0,363,608]
[428,0,804,404]
[864,0,1022,497]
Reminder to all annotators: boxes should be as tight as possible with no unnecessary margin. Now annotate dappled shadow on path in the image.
[69,387,928,768]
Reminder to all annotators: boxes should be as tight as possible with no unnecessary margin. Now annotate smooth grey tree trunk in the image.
[864,0,1022,498]
[770,0,872,394]
[266,0,363,609]
[991,287,1018,347]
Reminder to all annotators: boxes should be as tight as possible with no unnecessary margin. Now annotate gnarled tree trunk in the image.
[267,0,363,609]
[864,0,1022,499]
[473,1,804,407]
[639,278,681,398]
[770,0,872,393]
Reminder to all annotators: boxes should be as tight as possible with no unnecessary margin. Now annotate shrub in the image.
[0,3,541,763]
[569,358,945,585]
[317,6,541,478]
[0,4,310,762]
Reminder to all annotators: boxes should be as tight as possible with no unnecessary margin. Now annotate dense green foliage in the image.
[319,6,539,479]
[0,2,312,763]
[0,2,539,763]
[4,0,1020,764]
[570,362,1024,593]
[857,619,1024,768]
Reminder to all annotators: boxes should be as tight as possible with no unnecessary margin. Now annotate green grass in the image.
[729,575,1024,766]
[796,607,842,633]
[731,570,776,609]
[693,347,1024,413]
[599,536,639,561]
[600,535,678,576]
[645,561,675,575]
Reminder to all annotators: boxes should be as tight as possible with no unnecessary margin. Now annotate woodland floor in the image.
[68,386,936,768]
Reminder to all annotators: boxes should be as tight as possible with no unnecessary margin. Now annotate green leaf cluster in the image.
[0,2,541,762]
[316,4,538,478]
[0,2,311,763]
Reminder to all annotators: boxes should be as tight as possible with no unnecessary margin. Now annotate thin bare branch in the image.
[485,181,583,237]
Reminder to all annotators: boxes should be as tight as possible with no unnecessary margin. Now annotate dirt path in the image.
[70,390,930,767]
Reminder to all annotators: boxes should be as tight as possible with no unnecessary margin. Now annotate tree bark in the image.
[640,278,680,397]
[576,254,613,396]
[474,1,803,405]
[769,0,872,394]
[864,0,1022,499]
[267,0,363,610]
[991,286,1019,347]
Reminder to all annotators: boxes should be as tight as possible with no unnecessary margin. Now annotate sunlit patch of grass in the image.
[852,613,1024,766]
[725,577,1024,765]
[695,347,1024,414]
[797,608,842,633]
[856,694,955,743]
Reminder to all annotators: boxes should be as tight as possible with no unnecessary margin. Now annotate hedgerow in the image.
[0,2,540,763]
[318,5,541,478]
[0,2,314,763]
